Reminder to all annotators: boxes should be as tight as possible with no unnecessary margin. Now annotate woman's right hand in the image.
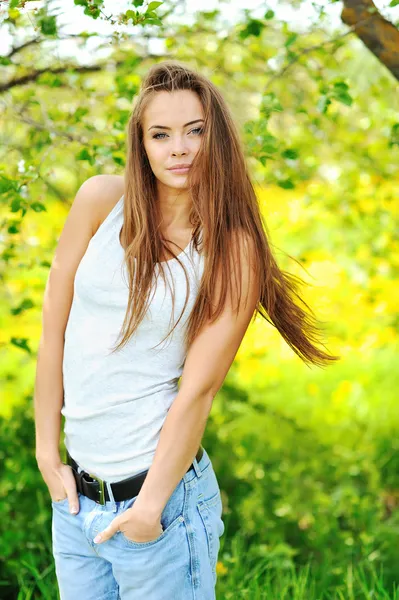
[39,460,80,514]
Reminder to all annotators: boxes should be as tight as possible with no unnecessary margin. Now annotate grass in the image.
[4,533,398,600]
[216,555,399,599]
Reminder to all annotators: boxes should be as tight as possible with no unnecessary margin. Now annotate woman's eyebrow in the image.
[148,119,204,131]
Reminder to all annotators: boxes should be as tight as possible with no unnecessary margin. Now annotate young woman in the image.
[34,61,338,600]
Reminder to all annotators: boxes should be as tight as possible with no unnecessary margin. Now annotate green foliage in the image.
[389,123,399,147]
[206,347,399,594]
[318,80,353,114]
[239,19,265,40]
[5,0,165,30]
[0,403,56,599]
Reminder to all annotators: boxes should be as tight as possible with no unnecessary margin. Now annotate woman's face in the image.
[142,89,204,190]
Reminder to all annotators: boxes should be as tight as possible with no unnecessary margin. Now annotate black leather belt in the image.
[66,446,204,505]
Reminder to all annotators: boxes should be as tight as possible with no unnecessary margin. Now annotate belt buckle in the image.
[88,472,106,505]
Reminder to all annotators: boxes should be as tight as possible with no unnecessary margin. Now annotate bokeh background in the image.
[1,0,398,598]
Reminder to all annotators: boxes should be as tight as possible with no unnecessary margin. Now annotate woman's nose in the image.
[171,136,189,154]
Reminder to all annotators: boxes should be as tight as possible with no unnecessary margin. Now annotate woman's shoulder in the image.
[83,174,124,236]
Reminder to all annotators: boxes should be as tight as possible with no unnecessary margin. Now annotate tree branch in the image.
[4,32,110,59]
[0,61,112,93]
[6,105,90,144]
[5,36,42,58]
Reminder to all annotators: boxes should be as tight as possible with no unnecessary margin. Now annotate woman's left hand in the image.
[93,505,163,544]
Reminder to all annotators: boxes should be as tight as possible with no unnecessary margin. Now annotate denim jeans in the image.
[51,447,225,600]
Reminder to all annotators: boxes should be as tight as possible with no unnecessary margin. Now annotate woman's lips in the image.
[168,167,190,174]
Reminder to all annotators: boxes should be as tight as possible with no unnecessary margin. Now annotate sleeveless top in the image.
[61,194,205,482]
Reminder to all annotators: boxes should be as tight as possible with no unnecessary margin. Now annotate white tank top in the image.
[61,194,205,482]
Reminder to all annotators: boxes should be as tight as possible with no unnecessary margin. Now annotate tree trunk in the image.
[341,0,399,81]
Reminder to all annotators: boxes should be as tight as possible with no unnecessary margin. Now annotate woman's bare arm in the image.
[34,175,123,502]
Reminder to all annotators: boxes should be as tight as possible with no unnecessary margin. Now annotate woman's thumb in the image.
[63,466,80,515]
[68,489,80,514]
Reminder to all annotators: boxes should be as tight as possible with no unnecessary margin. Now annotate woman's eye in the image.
[152,127,203,140]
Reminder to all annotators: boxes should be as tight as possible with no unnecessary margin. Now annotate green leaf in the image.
[282,149,299,160]
[10,198,22,212]
[331,83,353,107]
[389,0,399,6]
[10,299,35,316]
[10,337,32,354]
[8,223,20,234]
[201,10,220,20]
[264,9,274,20]
[83,5,101,18]
[73,107,89,121]
[239,19,264,39]
[148,1,163,10]
[39,15,57,36]
[36,72,64,87]
[317,95,331,114]
[143,17,162,25]
[0,176,17,194]
[125,9,137,22]
[277,178,295,189]
[76,148,95,165]
[112,152,126,166]
[389,122,399,147]
[334,92,353,107]
[286,50,298,62]
[260,92,283,118]
[333,81,349,92]
[284,33,298,48]
[260,133,279,154]
[243,121,255,135]
[133,0,145,6]
[30,202,47,212]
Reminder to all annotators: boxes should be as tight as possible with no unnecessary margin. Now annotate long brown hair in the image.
[112,60,339,368]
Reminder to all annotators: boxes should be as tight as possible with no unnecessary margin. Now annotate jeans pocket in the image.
[118,478,186,549]
[197,489,224,582]
[51,491,82,509]
[119,513,185,548]
[51,496,69,507]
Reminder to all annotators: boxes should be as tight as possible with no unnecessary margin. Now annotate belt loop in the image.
[192,453,202,479]
[105,481,118,513]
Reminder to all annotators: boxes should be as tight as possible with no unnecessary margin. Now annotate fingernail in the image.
[93,535,102,543]
[70,507,78,514]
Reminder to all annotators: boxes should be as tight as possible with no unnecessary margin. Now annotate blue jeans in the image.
[51,447,225,599]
